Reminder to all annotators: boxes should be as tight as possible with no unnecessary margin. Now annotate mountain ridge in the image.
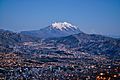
[0,29,40,52]
[44,33,120,56]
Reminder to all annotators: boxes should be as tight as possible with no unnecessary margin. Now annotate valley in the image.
[0,22,120,80]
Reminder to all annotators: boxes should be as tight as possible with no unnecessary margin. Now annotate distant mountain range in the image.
[0,22,120,57]
[21,22,82,38]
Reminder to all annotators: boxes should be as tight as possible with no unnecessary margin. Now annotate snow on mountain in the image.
[21,22,82,38]
[51,22,77,30]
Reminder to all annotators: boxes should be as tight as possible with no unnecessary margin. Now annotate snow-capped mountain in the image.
[51,22,78,30]
[21,22,83,38]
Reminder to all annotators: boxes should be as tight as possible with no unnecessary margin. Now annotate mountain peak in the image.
[21,22,82,38]
[51,22,78,30]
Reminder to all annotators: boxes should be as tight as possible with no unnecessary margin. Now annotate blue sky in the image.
[0,0,120,36]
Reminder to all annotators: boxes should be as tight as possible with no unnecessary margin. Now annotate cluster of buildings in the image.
[0,42,119,80]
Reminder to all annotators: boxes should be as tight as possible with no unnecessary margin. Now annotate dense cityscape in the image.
[0,40,120,80]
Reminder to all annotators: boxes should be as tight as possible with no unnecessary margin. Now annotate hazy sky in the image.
[0,0,120,36]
